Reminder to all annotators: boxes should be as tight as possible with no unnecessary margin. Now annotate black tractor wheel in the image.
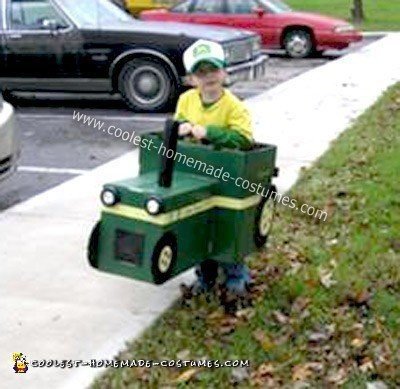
[151,232,177,284]
[88,221,101,268]
[118,58,177,112]
[283,29,314,58]
[254,185,276,248]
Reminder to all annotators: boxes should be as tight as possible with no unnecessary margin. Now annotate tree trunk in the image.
[351,0,365,24]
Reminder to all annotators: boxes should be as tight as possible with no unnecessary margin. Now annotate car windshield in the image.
[55,0,133,28]
[259,0,291,13]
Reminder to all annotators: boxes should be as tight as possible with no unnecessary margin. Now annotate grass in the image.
[92,83,400,387]
[286,0,400,31]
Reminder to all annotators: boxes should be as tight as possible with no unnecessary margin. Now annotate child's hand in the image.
[192,125,207,140]
[178,122,193,137]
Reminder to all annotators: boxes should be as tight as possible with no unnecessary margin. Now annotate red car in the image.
[141,0,362,58]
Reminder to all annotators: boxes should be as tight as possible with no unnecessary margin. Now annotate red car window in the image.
[171,1,192,13]
[227,0,259,14]
[193,0,224,13]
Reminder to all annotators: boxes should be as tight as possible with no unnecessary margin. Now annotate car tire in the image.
[118,58,177,112]
[283,29,314,58]
[88,221,101,268]
[254,185,276,248]
[151,232,177,284]
[2,90,16,103]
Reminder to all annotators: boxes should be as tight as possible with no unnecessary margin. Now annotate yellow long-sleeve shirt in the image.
[174,88,253,149]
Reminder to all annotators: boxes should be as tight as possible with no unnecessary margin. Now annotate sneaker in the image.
[191,259,219,295]
[223,263,252,297]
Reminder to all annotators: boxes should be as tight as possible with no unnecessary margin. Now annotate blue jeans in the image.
[195,261,251,293]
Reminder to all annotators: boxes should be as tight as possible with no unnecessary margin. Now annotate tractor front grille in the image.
[114,229,144,266]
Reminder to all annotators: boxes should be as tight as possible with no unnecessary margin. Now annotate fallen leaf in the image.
[366,381,388,389]
[291,297,311,314]
[348,290,371,306]
[307,362,324,372]
[253,329,274,351]
[235,308,255,320]
[219,324,236,335]
[319,268,337,288]
[308,332,329,343]
[299,309,310,320]
[250,363,276,387]
[176,349,190,360]
[285,248,302,261]
[327,238,338,246]
[218,316,238,335]
[207,310,238,335]
[289,261,303,274]
[231,366,250,384]
[351,337,366,348]
[352,322,364,331]
[326,367,347,385]
[175,368,199,383]
[132,367,150,381]
[292,364,313,381]
[359,357,374,373]
[305,278,319,288]
[274,333,291,346]
[258,362,274,376]
[326,323,336,336]
[206,310,225,322]
[272,310,289,325]
[292,382,311,389]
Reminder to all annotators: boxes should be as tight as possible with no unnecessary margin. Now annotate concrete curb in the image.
[1,33,399,389]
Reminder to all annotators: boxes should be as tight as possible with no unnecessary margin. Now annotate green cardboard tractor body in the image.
[88,121,278,284]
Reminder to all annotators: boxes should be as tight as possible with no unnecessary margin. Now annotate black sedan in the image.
[0,0,266,112]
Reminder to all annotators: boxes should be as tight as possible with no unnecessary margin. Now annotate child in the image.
[174,39,254,297]
[175,39,253,150]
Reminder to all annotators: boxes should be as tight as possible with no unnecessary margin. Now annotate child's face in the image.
[192,62,226,94]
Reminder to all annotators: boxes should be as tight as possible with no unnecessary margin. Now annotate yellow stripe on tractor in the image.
[103,194,261,226]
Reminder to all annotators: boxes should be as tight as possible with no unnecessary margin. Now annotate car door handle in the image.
[9,33,22,40]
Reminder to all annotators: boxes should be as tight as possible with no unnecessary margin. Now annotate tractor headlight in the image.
[101,188,119,207]
[145,197,162,215]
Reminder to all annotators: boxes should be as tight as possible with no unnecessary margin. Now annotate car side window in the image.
[171,0,191,13]
[193,0,223,13]
[227,0,259,14]
[9,0,69,31]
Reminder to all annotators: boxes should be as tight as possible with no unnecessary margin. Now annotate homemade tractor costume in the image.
[88,120,278,296]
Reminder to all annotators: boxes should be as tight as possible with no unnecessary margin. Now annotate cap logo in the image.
[193,44,211,58]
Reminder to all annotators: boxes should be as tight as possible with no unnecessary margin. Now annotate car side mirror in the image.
[252,7,265,17]
[41,18,59,31]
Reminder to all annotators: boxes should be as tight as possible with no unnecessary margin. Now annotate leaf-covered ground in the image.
[93,83,400,388]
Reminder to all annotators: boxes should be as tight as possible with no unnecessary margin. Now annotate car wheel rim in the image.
[128,66,167,106]
[158,245,173,273]
[259,200,274,237]
[287,34,310,56]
